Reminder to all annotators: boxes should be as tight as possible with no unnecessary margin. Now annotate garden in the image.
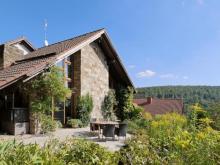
[1,66,219,164]
[1,104,220,164]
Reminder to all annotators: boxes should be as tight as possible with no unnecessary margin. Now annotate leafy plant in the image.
[116,86,143,121]
[24,66,71,113]
[128,104,143,120]
[67,119,83,128]
[23,66,71,133]
[127,118,149,134]
[207,102,220,130]
[76,94,93,126]
[187,103,209,130]
[60,139,119,164]
[142,112,153,120]
[56,120,63,128]
[40,114,57,133]
[119,112,220,164]
[101,90,117,120]
[0,139,119,165]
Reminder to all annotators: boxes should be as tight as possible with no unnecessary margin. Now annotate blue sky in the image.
[0,0,220,87]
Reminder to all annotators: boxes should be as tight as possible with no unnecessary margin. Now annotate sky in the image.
[0,0,220,87]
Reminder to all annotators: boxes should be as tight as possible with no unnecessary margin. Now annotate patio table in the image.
[90,121,119,139]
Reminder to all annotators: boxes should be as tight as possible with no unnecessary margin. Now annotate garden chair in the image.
[115,123,128,140]
[102,124,115,140]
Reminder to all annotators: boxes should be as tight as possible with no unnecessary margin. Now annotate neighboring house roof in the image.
[4,36,36,51]
[0,28,134,90]
[133,97,184,115]
[0,55,56,89]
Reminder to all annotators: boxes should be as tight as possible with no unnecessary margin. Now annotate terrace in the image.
[0,127,131,151]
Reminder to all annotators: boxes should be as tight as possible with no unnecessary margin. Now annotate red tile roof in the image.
[134,98,184,115]
[0,28,134,90]
[0,29,104,89]
[0,55,56,89]
[19,28,104,61]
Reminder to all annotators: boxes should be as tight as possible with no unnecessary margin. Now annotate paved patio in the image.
[0,127,130,151]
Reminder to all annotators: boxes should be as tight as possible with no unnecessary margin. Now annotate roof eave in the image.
[101,31,135,89]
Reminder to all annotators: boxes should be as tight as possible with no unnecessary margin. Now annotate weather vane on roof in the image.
[44,19,49,46]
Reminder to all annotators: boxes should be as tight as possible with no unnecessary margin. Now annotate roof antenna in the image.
[44,19,49,46]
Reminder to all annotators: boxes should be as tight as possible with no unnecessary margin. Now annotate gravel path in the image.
[0,127,130,151]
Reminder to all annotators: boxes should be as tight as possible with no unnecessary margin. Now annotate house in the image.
[0,28,134,135]
[133,97,184,116]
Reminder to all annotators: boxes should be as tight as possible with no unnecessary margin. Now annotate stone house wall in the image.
[0,45,24,69]
[80,42,109,119]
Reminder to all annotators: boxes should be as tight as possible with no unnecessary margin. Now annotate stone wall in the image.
[80,42,109,119]
[0,45,4,69]
[0,45,24,69]
[3,45,24,68]
[1,121,29,135]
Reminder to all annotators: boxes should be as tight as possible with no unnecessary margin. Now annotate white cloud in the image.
[159,74,178,79]
[137,70,156,78]
[128,65,135,69]
[183,76,189,80]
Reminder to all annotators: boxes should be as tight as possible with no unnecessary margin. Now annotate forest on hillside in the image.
[135,86,220,107]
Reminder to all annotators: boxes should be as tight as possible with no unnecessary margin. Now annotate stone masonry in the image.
[78,42,109,119]
[0,45,24,69]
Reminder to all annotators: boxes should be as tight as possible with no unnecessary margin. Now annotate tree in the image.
[207,102,220,130]
[76,94,93,126]
[23,66,71,133]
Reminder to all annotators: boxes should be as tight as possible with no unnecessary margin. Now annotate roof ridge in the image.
[35,28,105,51]
[3,36,26,45]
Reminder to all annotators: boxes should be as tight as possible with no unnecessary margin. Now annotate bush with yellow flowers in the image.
[119,105,220,164]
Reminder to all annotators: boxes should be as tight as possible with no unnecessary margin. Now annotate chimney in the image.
[147,97,152,104]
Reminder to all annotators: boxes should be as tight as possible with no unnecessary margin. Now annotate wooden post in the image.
[51,96,54,120]
[63,98,66,124]
[12,92,15,108]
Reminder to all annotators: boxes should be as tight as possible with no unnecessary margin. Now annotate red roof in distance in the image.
[133,97,184,116]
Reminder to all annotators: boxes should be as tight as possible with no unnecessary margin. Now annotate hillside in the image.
[135,86,220,107]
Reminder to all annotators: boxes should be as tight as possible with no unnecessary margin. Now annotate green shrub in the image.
[115,86,134,121]
[0,139,119,165]
[60,139,119,164]
[76,94,93,126]
[119,134,164,164]
[56,120,63,128]
[127,118,149,134]
[40,114,57,133]
[128,104,143,120]
[67,119,83,128]
[187,104,209,130]
[206,102,220,130]
[142,112,153,120]
[101,90,117,120]
[119,113,220,164]
[116,87,143,121]
[0,141,63,164]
